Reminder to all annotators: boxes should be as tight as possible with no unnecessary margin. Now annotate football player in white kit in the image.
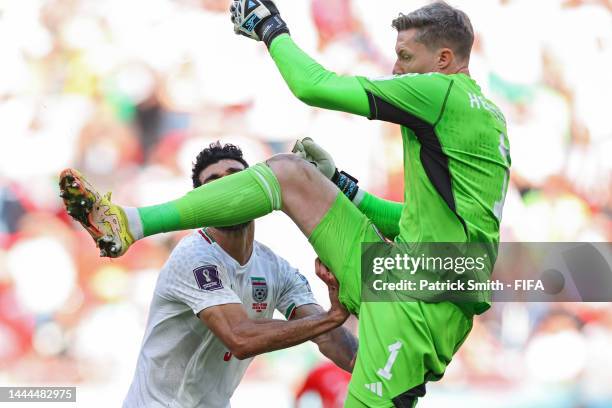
[123,142,358,408]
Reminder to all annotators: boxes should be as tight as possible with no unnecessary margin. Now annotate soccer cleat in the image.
[59,169,134,258]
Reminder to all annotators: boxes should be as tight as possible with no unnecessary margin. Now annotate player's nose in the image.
[392,60,403,75]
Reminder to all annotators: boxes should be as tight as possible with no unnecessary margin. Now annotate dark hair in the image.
[192,142,249,188]
[392,1,474,60]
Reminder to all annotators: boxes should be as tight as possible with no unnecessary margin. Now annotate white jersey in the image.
[124,229,316,408]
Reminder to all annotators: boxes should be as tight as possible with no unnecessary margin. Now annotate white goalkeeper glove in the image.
[292,137,360,201]
[292,137,336,179]
[230,0,289,47]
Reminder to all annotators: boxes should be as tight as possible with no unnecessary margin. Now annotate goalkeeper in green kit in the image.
[59,1,510,406]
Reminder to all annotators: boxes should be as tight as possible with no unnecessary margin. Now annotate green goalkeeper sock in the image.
[137,163,282,237]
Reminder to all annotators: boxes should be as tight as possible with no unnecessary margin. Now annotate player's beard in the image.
[217,221,252,233]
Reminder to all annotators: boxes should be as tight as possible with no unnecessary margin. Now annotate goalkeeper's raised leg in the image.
[59,153,354,259]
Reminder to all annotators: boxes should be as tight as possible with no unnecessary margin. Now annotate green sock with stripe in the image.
[137,163,282,237]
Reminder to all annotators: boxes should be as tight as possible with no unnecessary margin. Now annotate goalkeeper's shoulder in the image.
[361,72,451,91]
[358,72,453,120]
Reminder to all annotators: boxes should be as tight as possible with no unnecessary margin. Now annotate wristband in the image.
[332,169,359,201]
[257,15,289,48]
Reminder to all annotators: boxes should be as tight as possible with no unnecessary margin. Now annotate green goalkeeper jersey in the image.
[357,73,510,245]
[269,35,510,247]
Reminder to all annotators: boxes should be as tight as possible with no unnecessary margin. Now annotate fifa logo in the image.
[193,265,224,292]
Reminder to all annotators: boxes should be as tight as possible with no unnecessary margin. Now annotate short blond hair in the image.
[392,2,474,60]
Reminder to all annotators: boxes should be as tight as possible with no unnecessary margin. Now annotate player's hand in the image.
[292,137,336,180]
[315,258,349,323]
[230,0,289,47]
[293,137,360,201]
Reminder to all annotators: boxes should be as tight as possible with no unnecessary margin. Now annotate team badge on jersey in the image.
[193,265,223,291]
[251,277,268,312]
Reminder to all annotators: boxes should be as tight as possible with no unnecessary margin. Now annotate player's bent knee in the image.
[266,154,316,187]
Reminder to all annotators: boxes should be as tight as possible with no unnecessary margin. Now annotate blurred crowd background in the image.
[0,0,610,406]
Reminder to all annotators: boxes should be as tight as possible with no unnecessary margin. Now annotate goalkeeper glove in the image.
[292,137,360,201]
[230,0,289,48]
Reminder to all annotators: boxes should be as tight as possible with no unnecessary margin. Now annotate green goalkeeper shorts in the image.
[309,193,473,407]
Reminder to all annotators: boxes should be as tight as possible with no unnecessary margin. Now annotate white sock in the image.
[352,188,366,207]
[123,207,144,240]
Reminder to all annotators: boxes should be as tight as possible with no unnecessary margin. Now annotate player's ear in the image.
[436,48,453,71]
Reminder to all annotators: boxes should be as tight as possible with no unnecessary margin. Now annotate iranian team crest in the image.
[251,277,268,312]
[251,277,268,302]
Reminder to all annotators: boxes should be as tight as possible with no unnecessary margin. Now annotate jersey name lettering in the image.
[467,92,506,124]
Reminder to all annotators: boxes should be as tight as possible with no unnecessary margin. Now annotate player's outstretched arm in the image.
[293,305,358,373]
[291,260,358,373]
[199,277,349,360]
[230,0,370,117]
[269,35,370,117]
[293,138,402,239]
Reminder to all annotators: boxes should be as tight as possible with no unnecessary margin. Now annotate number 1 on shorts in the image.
[377,341,402,380]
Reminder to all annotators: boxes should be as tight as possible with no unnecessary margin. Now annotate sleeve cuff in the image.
[268,33,292,54]
[285,297,318,319]
[194,300,242,317]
